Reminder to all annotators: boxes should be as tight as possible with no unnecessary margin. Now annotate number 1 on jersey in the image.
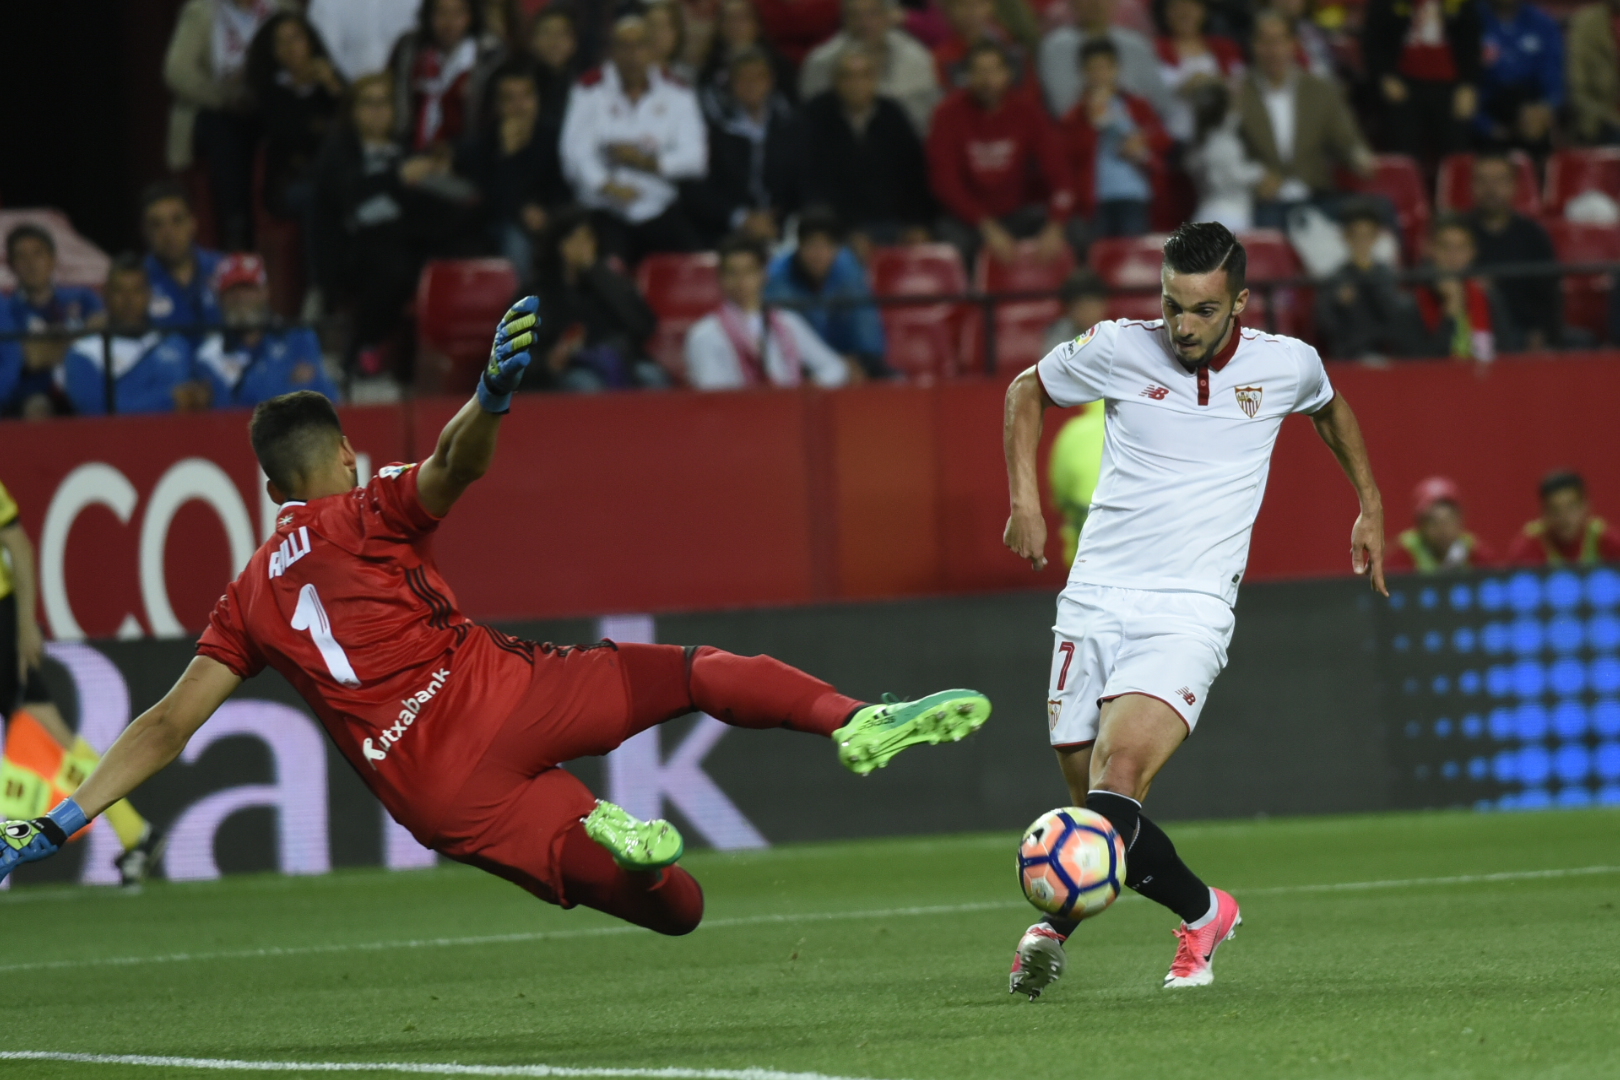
[291,583,361,687]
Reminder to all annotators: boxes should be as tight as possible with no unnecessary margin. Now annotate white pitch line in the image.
[0,1052,897,1080]
[1,866,1614,977]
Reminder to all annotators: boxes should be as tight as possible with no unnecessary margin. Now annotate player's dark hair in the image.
[1078,37,1118,66]
[1539,470,1586,502]
[1060,268,1108,305]
[5,223,55,262]
[138,180,192,220]
[718,232,769,268]
[250,391,345,495]
[1162,221,1246,296]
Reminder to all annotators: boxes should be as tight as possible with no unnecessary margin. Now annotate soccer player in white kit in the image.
[1002,223,1389,997]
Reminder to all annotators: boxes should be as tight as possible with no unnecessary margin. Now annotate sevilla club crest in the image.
[1234,385,1263,418]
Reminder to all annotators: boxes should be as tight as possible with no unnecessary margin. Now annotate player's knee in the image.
[1090,753,1149,802]
[650,868,705,936]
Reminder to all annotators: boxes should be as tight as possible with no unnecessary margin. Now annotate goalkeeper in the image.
[1,298,990,933]
[0,480,163,886]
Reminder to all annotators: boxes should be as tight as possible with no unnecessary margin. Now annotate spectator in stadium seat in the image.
[1411,214,1519,361]
[526,7,584,127]
[1038,0,1170,120]
[560,15,707,265]
[308,0,420,82]
[163,0,282,250]
[1475,0,1564,159]
[1508,470,1620,566]
[699,0,799,114]
[459,64,569,290]
[248,13,348,221]
[798,45,935,247]
[1042,267,1110,353]
[765,206,892,379]
[525,207,667,392]
[1238,10,1372,231]
[1314,199,1426,360]
[931,0,1029,91]
[1154,0,1246,142]
[1059,39,1169,240]
[311,72,465,376]
[686,234,854,389]
[59,256,210,416]
[1185,81,1264,230]
[930,42,1075,267]
[645,1,697,83]
[1568,0,1620,145]
[1466,153,1563,351]
[3,225,106,419]
[388,0,507,152]
[139,182,224,336]
[196,254,340,407]
[1263,0,1338,80]
[799,0,943,134]
[1388,476,1497,573]
[687,49,798,245]
[1363,0,1480,170]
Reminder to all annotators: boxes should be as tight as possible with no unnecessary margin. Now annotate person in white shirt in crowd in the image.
[560,14,708,264]
[800,0,942,134]
[387,0,507,153]
[685,235,854,390]
[1184,81,1264,230]
[163,0,285,249]
[1040,0,1171,121]
[308,0,421,81]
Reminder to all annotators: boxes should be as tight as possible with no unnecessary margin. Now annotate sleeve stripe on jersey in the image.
[405,566,452,630]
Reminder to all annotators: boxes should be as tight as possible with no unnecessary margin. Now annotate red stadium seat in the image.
[414,259,520,393]
[1436,151,1540,215]
[1354,154,1430,259]
[963,241,1078,370]
[868,243,968,379]
[1234,230,1310,338]
[636,252,721,382]
[1541,219,1620,342]
[1088,234,1170,322]
[1543,148,1620,218]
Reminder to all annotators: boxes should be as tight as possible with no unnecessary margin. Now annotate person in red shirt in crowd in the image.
[931,0,1027,90]
[1059,38,1171,240]
[0,300,992,931]
[1507,470,1620,567]
[1363,0,1481,170]
[1412,215,1514,361]
[1387,476,1497,574]
[929,41,1076,267]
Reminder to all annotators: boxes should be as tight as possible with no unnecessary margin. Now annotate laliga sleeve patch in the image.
[378,463,417,480]
[1071,325,1097,350]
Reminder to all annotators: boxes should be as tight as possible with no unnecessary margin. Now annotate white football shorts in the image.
[1046,583,1235,747]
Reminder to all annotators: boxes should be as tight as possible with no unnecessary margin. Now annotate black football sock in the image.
[1125,814,1214,925]
[1040,914,1081,938]
[1084,789,1142,849]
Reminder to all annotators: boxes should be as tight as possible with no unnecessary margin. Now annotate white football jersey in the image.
[1036,318,1336,605]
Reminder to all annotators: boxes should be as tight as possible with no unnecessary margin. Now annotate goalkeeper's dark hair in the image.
[250,391,345,495]
[1162,221,1246,296]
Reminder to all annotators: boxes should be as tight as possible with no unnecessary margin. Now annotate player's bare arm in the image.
[1003,367,1058,571]
[71,656,242,819]
[416,297,540,517]
[1,655,240,878]
[1310,391,1388,597]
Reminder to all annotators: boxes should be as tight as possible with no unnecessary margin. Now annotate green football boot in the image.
[582,800,685,871]
[833,689,991,775]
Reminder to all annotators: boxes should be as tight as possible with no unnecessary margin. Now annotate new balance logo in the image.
[1140,384,1170,400]
[1177,686,1197,705]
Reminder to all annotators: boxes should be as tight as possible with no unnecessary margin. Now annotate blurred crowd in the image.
[2,0,1619,416]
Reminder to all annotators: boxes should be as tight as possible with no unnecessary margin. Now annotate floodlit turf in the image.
[2,809,1618,1080]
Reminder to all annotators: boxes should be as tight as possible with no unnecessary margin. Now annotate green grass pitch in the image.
[1,808,1617,1080]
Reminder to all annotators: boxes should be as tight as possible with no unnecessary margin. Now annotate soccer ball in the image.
[1016,807,1126,919]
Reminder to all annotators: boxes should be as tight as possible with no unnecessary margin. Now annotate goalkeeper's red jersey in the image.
[196,464,537,840]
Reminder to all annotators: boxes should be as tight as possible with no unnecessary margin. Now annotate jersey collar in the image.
[1204,316,1243,372]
